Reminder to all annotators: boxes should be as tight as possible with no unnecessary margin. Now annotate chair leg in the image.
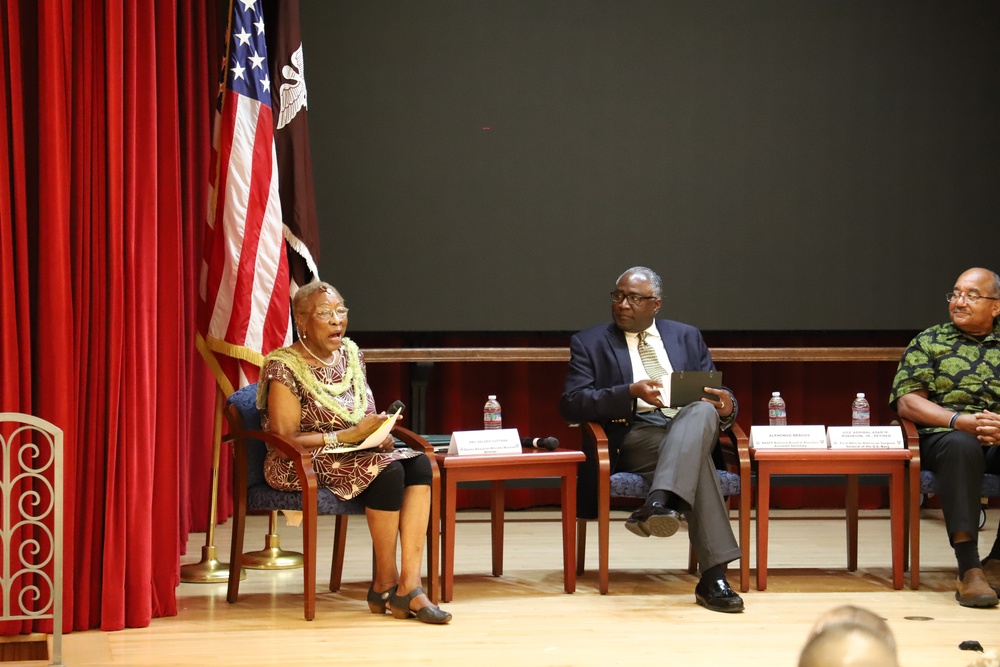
[329,515,349,592]
[227,506,247,604]
[903,472,911,572]
[739,486,750,593]
[687,543,697,574]
[908,464,921,589]
[303,507,317,621]
[598,509,609,595]
[576,519,587,576]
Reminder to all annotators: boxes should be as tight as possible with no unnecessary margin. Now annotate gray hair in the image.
[292,281,339,316]
[618,266,662,297]
[988,270,1000,298]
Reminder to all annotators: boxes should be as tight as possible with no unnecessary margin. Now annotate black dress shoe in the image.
[695,576,745,613]
[624,502,681,538]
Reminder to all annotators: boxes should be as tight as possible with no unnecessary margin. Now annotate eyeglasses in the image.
[313,307,349,321]
[610,291,658,306]
[945,292,1000,305]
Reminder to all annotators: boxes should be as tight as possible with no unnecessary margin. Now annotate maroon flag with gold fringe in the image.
[263,0,320,290]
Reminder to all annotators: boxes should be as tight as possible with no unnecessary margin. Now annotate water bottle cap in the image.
[856,393,865,398]
[771,391,781,397]
[488,395,496,400]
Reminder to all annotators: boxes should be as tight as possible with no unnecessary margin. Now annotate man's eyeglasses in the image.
[610,291,658,306]
[313,307,349,321]
[945,292,1000,305]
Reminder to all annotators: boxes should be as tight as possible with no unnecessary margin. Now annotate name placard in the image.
[827,426,904,449]
[448,428,522,455]
[750,425,828,449]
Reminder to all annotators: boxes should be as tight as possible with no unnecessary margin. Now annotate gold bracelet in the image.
[323,431,338,447]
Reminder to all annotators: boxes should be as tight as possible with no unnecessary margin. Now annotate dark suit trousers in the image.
[616,401,741,571]
[920,430,1000,544]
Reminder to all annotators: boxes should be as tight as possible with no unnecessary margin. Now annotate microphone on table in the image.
[520,436,559,451]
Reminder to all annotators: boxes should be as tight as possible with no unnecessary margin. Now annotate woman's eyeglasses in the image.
[313,307,349,321]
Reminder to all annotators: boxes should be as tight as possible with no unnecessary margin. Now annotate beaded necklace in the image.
[258,339,368,424]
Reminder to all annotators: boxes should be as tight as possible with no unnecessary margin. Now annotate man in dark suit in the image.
[559,266,743,612]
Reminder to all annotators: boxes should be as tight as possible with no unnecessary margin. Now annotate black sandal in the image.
[389,586,452,624]
[366,584,397,614]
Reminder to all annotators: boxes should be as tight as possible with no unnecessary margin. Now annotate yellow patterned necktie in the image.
[637,332,678,417]
[637,332,666,382]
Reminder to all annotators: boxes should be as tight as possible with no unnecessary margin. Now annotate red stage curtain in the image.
[1,0,223,631]
[0,0,35,639]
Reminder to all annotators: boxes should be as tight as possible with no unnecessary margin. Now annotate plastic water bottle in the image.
[483,395,502,430]
[851,392,871,427]
[768,392,787,426]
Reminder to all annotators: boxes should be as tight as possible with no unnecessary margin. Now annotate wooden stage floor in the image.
[55,508,999,667]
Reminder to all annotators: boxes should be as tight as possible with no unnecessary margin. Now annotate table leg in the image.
[756,464,771,591]
[846,474,859,572]
[562,470,577,594]
[441,477,457,603]
[491,480,504,577]
[890,466,904,589]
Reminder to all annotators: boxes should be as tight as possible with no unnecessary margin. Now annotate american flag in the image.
[197,0,291,396]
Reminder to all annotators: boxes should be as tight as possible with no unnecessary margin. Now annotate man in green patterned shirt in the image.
[890,267,1000,608]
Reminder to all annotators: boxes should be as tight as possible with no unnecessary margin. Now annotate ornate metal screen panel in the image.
[0,413,63,666]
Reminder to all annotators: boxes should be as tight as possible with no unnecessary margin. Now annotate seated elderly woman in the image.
[257,281,450,624]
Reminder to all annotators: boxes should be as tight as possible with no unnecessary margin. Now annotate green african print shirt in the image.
[889,320,1000,434]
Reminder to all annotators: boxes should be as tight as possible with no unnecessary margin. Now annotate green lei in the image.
[258,338,368,425]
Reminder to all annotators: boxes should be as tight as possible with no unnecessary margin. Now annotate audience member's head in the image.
[806,605,897,653]
[799,605,898,667]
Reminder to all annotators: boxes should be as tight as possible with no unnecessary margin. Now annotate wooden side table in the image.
[436,447,586,602]
[751,447,913,591]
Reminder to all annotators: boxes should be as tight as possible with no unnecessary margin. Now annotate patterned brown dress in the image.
[258,345,421,500]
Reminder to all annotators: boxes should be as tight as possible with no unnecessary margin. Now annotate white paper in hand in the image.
[320,407,402,454]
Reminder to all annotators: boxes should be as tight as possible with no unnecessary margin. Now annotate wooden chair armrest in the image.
[583,422,611,467]
[730,422,751,473]
[391,424,433,453]
[718,422,750,472]
[583,422,612,514]
[897,417,921,471]
[391,424,442,483]
[234,428,320,490]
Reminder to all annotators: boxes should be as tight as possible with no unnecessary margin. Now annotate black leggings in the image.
[357,454,433,511]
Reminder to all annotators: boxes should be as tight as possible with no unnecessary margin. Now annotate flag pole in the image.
[245,0,311,571]
[180,385,245,583]
[191,0,306,576]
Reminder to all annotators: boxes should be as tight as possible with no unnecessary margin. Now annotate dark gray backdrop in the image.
[301,1,999,332]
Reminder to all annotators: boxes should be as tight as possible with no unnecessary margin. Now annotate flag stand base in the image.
[180,545,245,583]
